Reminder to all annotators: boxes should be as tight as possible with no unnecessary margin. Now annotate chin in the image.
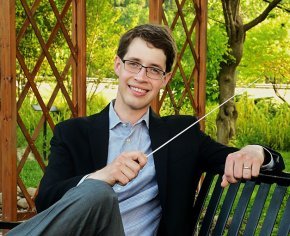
[129,103,149,111]
[127,100,150,111]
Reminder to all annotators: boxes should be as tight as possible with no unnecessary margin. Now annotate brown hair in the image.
[117,24,177,73]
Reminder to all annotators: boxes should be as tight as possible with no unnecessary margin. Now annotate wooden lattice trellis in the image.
[0,0,207,222]
[150,0,207,129]
[1,0,86,221]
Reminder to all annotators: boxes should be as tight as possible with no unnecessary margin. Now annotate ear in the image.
[161,72,172,88]
[114,56,121,76]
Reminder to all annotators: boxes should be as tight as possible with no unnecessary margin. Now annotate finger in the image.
[242,163,252,179]
[137,152,147,168]
[224,153,239,184]
[221,175,230,188]
[120,165,137,181]
[233,154,244,179]
[108,165,130,186]
[251,161,261,177]
[116,173,130,186]
[124,159,141,174]
[125,151,147,168]
[133,152,147,168]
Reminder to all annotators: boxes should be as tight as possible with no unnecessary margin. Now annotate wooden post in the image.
[0,0,17,221]
[72,0,86,117]
[149,0,163,24]
[194,0,207,131]
[149,0,163,114]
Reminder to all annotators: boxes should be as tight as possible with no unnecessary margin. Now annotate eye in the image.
[127,61,140,68]
[149,67,163,75]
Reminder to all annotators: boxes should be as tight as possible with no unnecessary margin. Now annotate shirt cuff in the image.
[261,146,274,170]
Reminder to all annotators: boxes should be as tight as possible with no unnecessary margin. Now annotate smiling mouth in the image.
[129,85,149,94]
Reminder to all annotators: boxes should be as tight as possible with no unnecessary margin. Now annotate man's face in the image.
[114,38,171,113]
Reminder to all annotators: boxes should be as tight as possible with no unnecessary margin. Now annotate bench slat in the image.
[260,185,287,235]
[244,182,271,236]
[192,172,216,233]
[277,195,290,235]
[199,175,223,235]
[227,181,256,235]
[212,181,240,235]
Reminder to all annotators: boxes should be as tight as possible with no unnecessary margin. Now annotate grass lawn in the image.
[19,160,46,188]
[280,151,290,172]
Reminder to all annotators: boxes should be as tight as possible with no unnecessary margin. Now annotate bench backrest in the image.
[1,172,290,235]
[192,171,290,236]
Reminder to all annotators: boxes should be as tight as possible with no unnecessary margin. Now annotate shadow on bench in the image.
[1,172,290,235]
[192,171,290,235]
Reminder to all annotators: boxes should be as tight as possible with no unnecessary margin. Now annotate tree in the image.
[215,0,287,144]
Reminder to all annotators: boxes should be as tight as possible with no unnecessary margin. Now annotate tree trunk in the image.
[216,1,245,144]
[216,64,239,144]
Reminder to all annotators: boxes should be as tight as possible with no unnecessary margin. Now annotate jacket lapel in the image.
[149,110,169,209]
[88,104,110,170]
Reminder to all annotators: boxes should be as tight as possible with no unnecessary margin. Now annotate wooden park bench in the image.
[192,170,290,235]
[1,171,290,235]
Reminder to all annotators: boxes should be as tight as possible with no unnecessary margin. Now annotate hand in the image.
[221,145,264,188]
[87,151,147,186]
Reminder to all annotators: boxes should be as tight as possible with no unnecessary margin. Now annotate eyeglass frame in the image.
[120,58,167,80]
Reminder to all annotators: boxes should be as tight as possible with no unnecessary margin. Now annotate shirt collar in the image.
[109,100,150,129]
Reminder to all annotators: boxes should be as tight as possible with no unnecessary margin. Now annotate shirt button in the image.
[126,138,131,143]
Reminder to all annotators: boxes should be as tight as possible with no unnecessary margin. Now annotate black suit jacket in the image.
[35,104,284,236]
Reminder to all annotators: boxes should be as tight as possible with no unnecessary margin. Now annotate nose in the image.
[134,67,147,81]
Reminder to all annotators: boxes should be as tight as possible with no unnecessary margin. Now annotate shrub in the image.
[231,96,290,151]
[87,93,109,115]
[201,96,290,151]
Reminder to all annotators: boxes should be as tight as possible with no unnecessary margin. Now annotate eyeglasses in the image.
[121,58,166,80]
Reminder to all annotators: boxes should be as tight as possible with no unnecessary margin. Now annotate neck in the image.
[113,100,148,125]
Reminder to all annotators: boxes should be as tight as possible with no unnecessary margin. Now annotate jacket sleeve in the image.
[260,145,285,173]
[194,122,285,174]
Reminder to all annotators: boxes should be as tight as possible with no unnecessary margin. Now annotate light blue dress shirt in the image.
[107,102,161,236]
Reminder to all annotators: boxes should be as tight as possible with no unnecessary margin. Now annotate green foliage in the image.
[87,94,109,115]
[204,102,220,140]
[17,94,66,156]
[159,96,195,116]
[231,96,290,150]
[206,25,230,102]
[86,1,125,79]
[239,12,290,84]
[115,1,148,28]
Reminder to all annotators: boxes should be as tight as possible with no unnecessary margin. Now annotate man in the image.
[8,24,284,236]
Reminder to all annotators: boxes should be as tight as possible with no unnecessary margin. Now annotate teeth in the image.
[131,86,146,93]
